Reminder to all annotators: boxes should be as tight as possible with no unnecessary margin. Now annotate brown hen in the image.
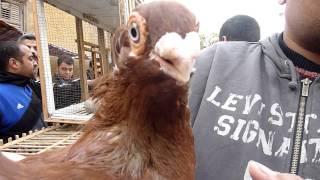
[0,1,199,179]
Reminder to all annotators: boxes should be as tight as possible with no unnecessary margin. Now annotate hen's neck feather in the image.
[67,56,195,179]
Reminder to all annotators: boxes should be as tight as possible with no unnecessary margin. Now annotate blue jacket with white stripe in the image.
[0,71,46,141]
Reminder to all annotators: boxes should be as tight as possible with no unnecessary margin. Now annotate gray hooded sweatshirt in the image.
[189,33,320,180]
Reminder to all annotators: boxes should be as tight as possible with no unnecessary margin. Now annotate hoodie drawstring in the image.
[285,60,298,89]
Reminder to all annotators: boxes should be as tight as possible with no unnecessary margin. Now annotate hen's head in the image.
[112,0,200,83]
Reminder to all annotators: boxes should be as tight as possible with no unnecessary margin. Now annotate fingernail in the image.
[249,160,277,176]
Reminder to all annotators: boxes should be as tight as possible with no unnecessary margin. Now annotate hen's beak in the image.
[152,32,200,83]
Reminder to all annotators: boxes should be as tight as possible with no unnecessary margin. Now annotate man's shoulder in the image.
[0,83,19,93]
[196,41,264,68]
[0,83,31,96]
[203,41,262,56]
[200,33,281,60]
[0,83,23,106]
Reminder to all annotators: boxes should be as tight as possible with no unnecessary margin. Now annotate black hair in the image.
[219,15,260,42]
[57,55,74,66]
[17,33,36,43]
[0,41,22,71]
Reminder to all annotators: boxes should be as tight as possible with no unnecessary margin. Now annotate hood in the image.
[260,33,299,89]
[0,71,30,87]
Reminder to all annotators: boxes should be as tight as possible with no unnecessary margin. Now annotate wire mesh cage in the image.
[34,1,114,124]
[0,0,144,125]
[0,0,142,145]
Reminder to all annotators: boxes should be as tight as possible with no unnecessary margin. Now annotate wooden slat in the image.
[98,27,109,75]
[45,118,88,124]
[3,148,39,152]
[48,102,93,124]
[4,145,55,148]
[0,125,82,155]
[75,39,99,48]
[32,0,49,119]
[75,17,89,100]
[92,51,99,78]
[37,130,81,153]
[0,126,59,149]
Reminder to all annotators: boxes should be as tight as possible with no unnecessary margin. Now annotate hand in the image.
[248,161,303,180]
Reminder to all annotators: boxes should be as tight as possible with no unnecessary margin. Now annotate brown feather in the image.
[111,26,130,68]
[134,1,198,49]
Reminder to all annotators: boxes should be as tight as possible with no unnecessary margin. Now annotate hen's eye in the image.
[129,23,140,43]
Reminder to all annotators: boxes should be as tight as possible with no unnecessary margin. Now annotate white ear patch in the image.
[154,32,200,83]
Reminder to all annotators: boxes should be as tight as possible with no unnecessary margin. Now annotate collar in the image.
[0,71,30,86]
[279,33,320,74]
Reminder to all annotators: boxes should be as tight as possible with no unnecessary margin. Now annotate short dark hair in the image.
[57,55,74,67]
[0,41,22,71]
[219,15,260,42]
[17,33,36,43]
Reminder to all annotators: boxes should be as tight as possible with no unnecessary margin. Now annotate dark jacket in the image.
[0,71,47,141]
[52,74,81,109]
[190,33,320,179]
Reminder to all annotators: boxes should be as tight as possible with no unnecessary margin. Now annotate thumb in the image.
[248,161,277,180]
[248,161,304,180]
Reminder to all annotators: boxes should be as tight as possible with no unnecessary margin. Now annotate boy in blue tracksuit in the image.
[0,42,46,142]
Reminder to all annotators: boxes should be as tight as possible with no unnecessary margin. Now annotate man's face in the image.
[20,39,38,76]
[285,0,320,53]
[15,45,37,78]
[58,62,74,80]
[20,39,38,61]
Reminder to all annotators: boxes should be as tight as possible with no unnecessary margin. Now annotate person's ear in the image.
[278,0,286,5]
[8,58,21,70]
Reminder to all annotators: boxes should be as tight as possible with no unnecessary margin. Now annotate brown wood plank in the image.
[32,0,49,119]
[4,145,55,148]
[37,131,81,153]
[98,27,110,75]
[46,118,88,124]
[1,125,82,155]
[0,126,60,149]
[75,17,89,100]
[92,51,99,78]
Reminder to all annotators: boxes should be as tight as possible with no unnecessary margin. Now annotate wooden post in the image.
[32,0,55,119]
[75,17,89,100]
[118,0,126,26]
[97,28,109,75]
[91,51,99,78]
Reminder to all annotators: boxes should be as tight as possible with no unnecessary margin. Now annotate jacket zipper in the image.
[289,78,312,174]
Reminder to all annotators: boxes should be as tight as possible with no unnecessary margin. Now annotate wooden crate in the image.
[0,124,83,156]
[47,102,93,124]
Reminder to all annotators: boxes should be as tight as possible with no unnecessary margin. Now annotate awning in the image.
[0,20,22,41]
[44,0,121,32]
[0,20,77,57]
